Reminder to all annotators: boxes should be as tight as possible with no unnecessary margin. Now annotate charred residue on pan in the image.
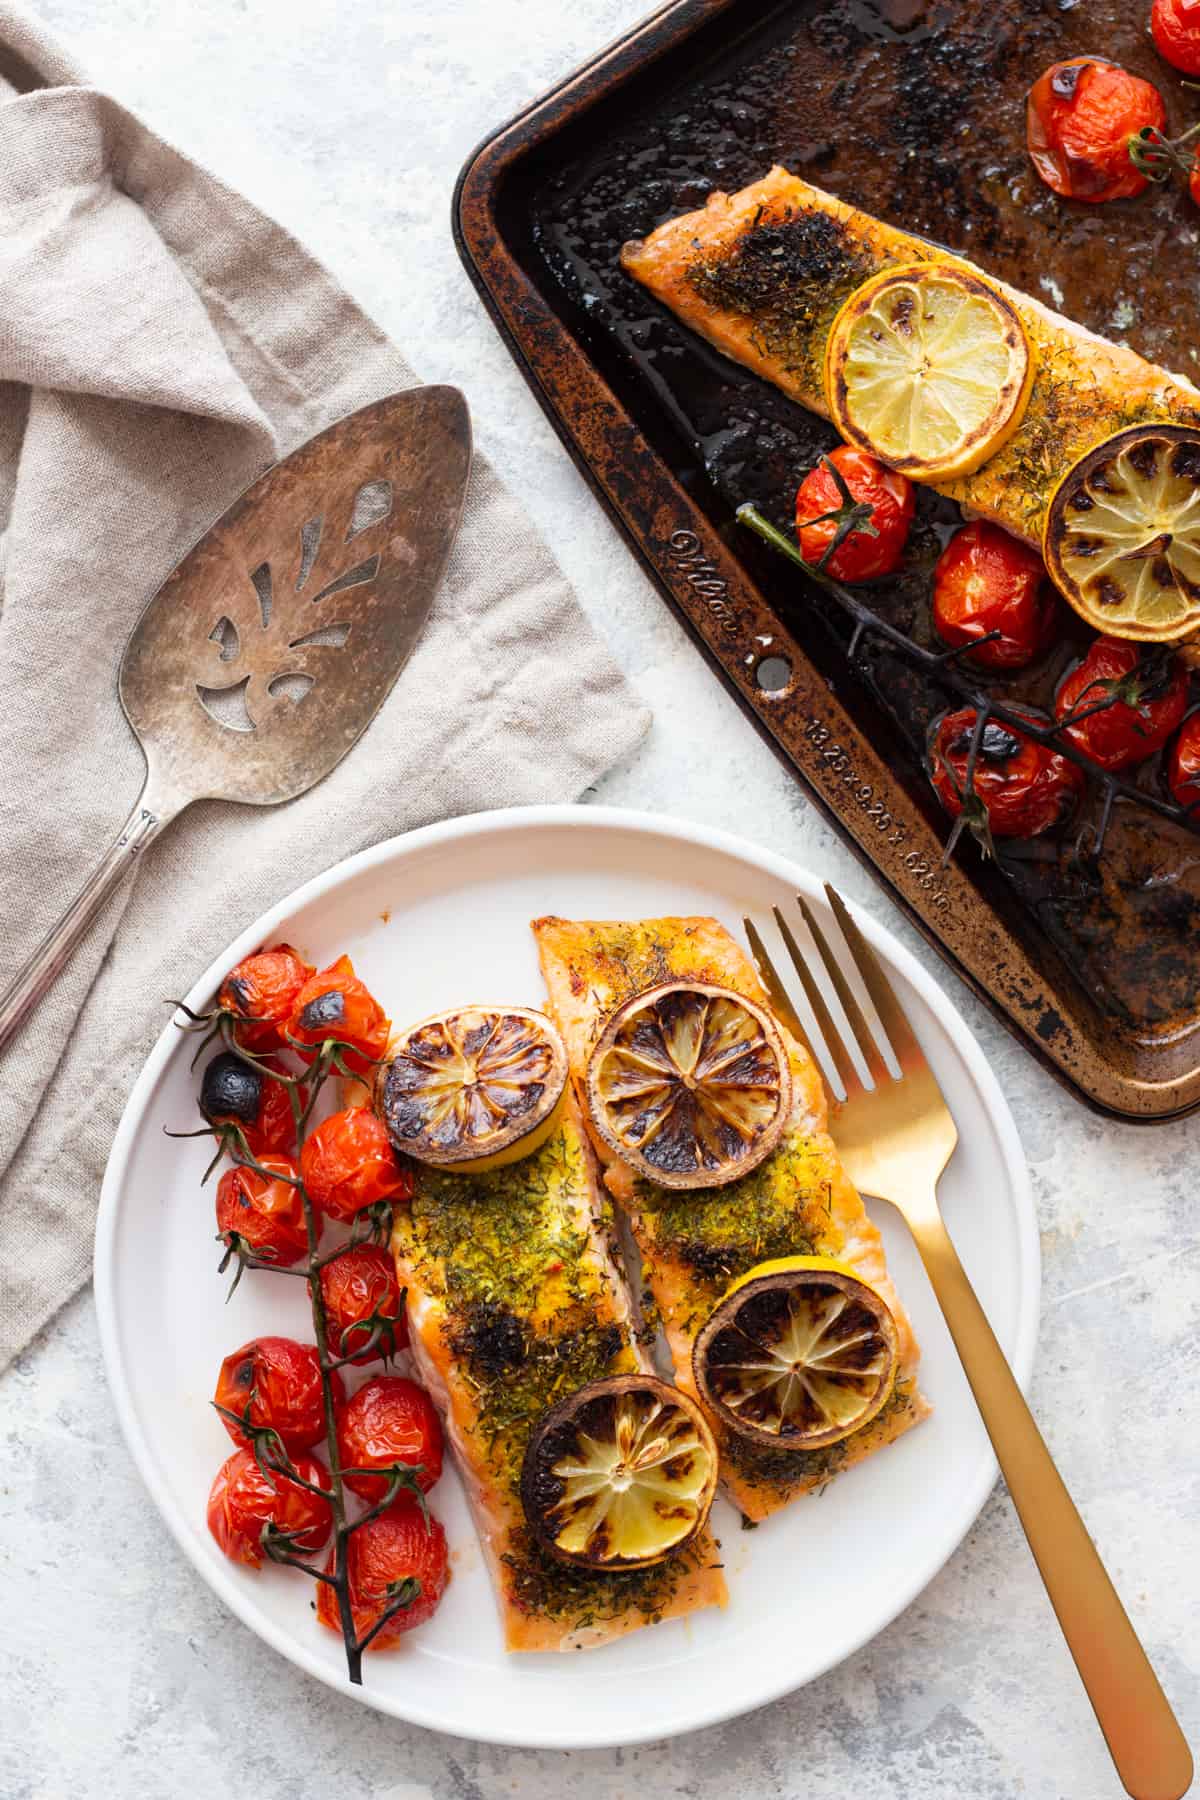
[529,0,1200,1040]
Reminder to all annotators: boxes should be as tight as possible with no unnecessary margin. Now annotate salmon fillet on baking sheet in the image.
[390,1096,726,1651]
[621,165,1200,543]
[532,915,930,1524]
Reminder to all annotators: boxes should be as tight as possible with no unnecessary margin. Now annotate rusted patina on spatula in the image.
[0,385,472,1052]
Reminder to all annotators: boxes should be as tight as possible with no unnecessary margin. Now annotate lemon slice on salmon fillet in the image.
[693,1256,900,1450]
[520,1375,718,1570]
[585,981,792,1190]
[824,262,1034,481]
[377,1005,567,1172]
[1044,424,1200,642]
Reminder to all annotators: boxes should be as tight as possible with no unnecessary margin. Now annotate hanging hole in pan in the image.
[288,623,351,651]
[311,554,380,605]
[296,517,323,592]
[249,562,273,628]
[267,671,315,705]
[755,655,792,694]
[208,616,240,662]
[347,479,393,540]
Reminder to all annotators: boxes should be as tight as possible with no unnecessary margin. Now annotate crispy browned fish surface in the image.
[533,914,930,1522]
[391,1093,727,1650]
[621,166,1200,544]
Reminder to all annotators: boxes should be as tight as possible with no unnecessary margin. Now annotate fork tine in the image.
[743,917,835,1109]
[823,884,924,1073]
[772,906,863,1099]
[795,894,891,1089]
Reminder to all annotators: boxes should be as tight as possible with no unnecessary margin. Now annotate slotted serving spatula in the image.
[0,385,472,1054]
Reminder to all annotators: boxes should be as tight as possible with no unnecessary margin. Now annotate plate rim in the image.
[94,802,1040,1749]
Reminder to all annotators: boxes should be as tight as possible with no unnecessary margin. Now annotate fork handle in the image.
[909,1205,1192,1800]
[0,779,183,1056]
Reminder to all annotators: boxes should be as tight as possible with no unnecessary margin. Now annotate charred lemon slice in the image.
[585,981,792,1190]
[693,1256,900,1450]
[377,1005,567,1172]
[1044,424,1200,642]
[825,262,1033,481]
[520,1374,718,1570]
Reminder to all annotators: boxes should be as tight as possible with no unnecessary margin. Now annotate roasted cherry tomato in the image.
[930,708,1084,838]
[316,1495,448,1644]
[1191,156,1200,209]
[214,1336,343,1454]
[286,954,390,1076]
[1152,0,1200,77]
[794,447,915,582]
[200,1053,301,1157]
[206,1446,332,1568]
[932,523,1059,669]
[336,1374,443,1502]
[320,1244,408,1364]
[215,1153,310,1265]
[300,1107,412,1223]
[1055,637,1188,770]
[1168,712,1200,810]
[218,944,314,1053]
[1027,58,1166,201]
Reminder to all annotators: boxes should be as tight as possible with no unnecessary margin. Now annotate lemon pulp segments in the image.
[585,981,792,1190]
[694,1257,899,1449]
[520,1376,718,1569]
[378,1005,567,1170]
[825,262,1033,481]
[1044,425,1200,642]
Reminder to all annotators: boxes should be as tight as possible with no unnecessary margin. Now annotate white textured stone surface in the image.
[2,3,1197,1795]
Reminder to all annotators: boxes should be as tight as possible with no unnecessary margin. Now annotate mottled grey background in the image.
[2,2,1197,1796]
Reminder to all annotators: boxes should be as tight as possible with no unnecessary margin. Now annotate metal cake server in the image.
[0,386,472,1054]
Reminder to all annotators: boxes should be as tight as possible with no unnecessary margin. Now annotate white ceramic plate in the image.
[95,806,1038,1750]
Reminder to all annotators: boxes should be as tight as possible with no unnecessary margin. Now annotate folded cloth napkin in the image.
[0,5,650,1371]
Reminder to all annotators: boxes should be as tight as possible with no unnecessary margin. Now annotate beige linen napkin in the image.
[0,5,650,1370]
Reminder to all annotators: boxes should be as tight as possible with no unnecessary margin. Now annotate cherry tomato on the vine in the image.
[320,1244,408,1363]
[930,708,1084,839]
[1151,0,1200,77]
[316,1496,448,1645]
[214,1336,343,1454]
[1168,712,1200,810]
[215,1153,309,1266]
[932,523,1059,670]
[201,1054,301,1157]
[286,955,390,1076]
[1027,58,1166,201]
[794,446,914,582]
[218,944,314,1053]
[206,1446,332,1568]
[336,1374,443,1502]
[301,1107,412,1223]
[1054,637,1188,770]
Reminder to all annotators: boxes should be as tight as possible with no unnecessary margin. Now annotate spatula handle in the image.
[0,782,180,1055]
[911,1202,1193,1800]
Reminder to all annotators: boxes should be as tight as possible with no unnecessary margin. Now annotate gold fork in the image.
[745,887,1192,1800]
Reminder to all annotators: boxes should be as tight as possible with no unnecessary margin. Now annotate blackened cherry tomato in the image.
[200,1053,301,1157]
[206,1446,332,1568]
[932,523,1059,669]
[215,1153,309,1265]
[1027,58,1165,201]
[218,944,314,1053]
[320,1244,408,1363]
[286,955,390,1076]
[214,1336,343,1454]
[1055,637,1188,770]
[1168,712,1200,810]
[316,1496,448,1644]
[301,1107,412,1223]
[794,446,914,582]
[1151,0,1200,77]
[336,1374,443,1502]
[930,708,1083,838]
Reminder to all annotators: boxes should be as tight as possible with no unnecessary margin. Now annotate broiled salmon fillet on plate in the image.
[533,915,930,1523]
[390,1096,726,1651]
[621,166,1200,543]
